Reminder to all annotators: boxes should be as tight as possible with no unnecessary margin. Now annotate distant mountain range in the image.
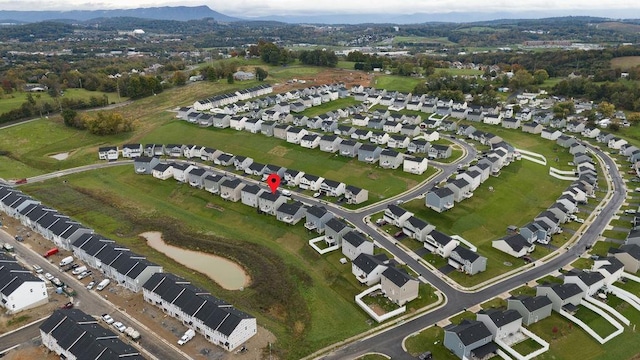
[0,5,239,24]
[0,5,639,25]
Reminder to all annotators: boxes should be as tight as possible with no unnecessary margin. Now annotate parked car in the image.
[32,264,43,274]
[102,314,115,325]
[112,322,127,333]
[44,272,54,281]
[60,301,74,309]
[281,189,292,197]
[575,218,585,224]
[86,281,96,290]
[77,271,92,280]
[313,192,321,198]
[51,278,63,287]
[625,209,637,215]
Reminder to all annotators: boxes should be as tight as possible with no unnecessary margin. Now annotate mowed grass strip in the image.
[22,166,372,359]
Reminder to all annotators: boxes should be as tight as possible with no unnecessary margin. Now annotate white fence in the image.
[355,284,406,323]
[308,236,340,254]
[515,148,547,165]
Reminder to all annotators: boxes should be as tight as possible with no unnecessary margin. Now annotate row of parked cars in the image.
[101,314,140,340]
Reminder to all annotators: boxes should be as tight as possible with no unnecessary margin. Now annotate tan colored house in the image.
[380,267,419,306]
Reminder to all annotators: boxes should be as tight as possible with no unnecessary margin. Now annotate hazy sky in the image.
[0,0,638,17]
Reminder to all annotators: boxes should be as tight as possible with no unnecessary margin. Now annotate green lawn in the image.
[403,160,566,286]
[21,166,371,359]
[511,338,544,356]
[404,326,458,359]
[140,121,426,201]
[357,355,389,360]
[433,68,484,76]
[573,306,618,338]
[480,298,506,309]
[571,257,594,270]
[458,120,575,171]
[590,240,617,257]
[0,80,277,178]
[372,75,424,93]
[0,88,125,115]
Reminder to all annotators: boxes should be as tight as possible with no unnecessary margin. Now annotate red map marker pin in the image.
[266,173,281,194]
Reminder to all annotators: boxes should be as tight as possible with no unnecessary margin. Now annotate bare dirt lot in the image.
[273,67,373,93]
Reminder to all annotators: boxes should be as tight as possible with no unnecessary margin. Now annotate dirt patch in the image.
[273,68,373,93]
[2,341,58,360]
[267,146,290,158]
[48,152,70,161]
[367,303,387,316]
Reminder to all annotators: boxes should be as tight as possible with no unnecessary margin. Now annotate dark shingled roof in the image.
[352,253,388,274]
[565,269,605,286]
[543,283,583,300]
[382,267,414,288]
[479,308,522,327]
[343,231,368,247]
[510,295,552,312]
[445,319,492,346]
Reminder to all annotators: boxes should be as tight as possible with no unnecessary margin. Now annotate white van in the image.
[96,279,110,291]
[59,256,74,267]
[72,266,87,275]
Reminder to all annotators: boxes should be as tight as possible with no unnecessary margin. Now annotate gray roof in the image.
[382,267,414,288]
[565,269,605,286]
[511,295,552,312]
[343,231,368,247]
[445,319,492,346]
[479,308,522,327]
[352,253,388,274]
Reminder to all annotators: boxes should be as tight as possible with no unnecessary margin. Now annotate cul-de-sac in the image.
[2,3,640,360]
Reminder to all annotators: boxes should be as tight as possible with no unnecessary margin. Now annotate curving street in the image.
[2,138,625,360]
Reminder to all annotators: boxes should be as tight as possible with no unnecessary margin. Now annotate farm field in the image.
[373,75,424,93]
[610,56,640,70]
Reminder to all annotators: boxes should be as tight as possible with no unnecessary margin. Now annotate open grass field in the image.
[433,68,484,76]
[297,97,360,118]
[372,75,424,93]
[611,56,640,70]
[403,159,566,286]
[404,326,458,359]
[0,88,126,115]
[20,166,379,359]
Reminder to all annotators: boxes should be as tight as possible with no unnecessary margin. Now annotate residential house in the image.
[186,167,208,188]
[380,267,419,306]
[171,163,194,183]
[233,155,253,172]
[212,113,231,128]
[563,269,605,296]
[379,149,404,169]
[383,205,414,227]
[448,246,487,275]
[284,168,304,186]
[0,253,48,313]
[443,320,495,360]
[319,134,342,153]
[342,230,375,261]
[152,163,173,180]
[536,283,584,312]
[521,122,543,134]
[446,178,472,202]
[203,174,227,194]
[358,144,383,163]
[200,147,222,162]
[258,192,287,216]
[273,124,290,139]
[581,127,600,138]
[345,185,369,205]
[425,187,455,213]
[304,205,334,234]
[219,178,244,202]
[408,139,430,154]
[241,185,264,208]
[492,234,535,258]
[476,309,523,340]
[98,146,119,161]
[502,117,521,129]
[567,120,586,133]
[387,134,410,149]
[424,230,459,258]
[339,140,362,158]
[540,128,563,141]
[351,114,370,127]
[324,218,353,247]
[609,244,640,273]
[276,201,306,225]
[403,156,429,175]
[261,164,287,181]
[214,153,235,167]
[245,162,266,177]
[352,253,389,286]
[319,179,346,197]
[299,174,325,191]
[286,127,308,144]
[592,257,625,286]
[39,309,143,359]
[507,295,553,326]
[428,144,452,159]
[122,143,143,158]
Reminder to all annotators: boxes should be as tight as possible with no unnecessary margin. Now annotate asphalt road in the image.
[3,139,625,360]
[0,230,190,360]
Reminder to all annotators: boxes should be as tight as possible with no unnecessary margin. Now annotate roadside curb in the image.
[0,316,47,339]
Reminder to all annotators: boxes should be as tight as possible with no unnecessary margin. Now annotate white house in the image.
[0,253,48,313]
